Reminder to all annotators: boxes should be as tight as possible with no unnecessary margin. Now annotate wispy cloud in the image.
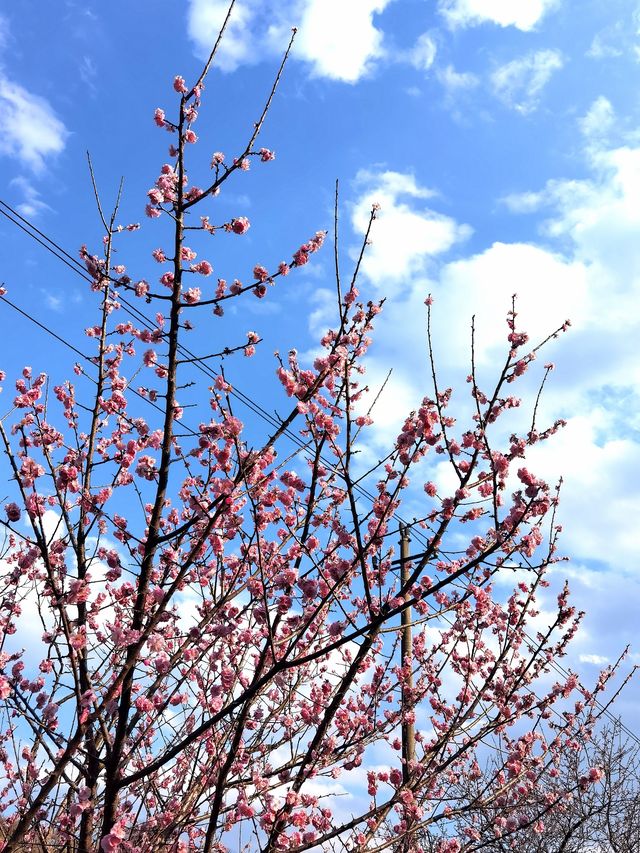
[78,55,97,94]
[186,0,394,83]
[9,176,53,218]
[579,95,615,141]
[0,13,9,53]
[491,49,564,113]
[587,32,624,60]
[0,76,68,172]
[437,63,480,95]
[432,64,481,113]
[409,32,437,72]
[438,0,559,31]
[586,6,640,61]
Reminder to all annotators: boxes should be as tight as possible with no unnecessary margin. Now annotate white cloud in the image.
[186,0,258,71]
[439,0,558,31]
[587,32,624,60]
[295,0,391,82]
[0,76,68,172]
[409,32,437,72]
[437,64,480,95]
[432,242,588,366]
[579,95,615,140]
[9,176,52,219]
[186,0,394,82]
[541,145,640,288]
[350,169,472,287]
[78,55,97,94]
[586,9,640,61]
[369,125,640,573]
[491,49,564,114]
[579,654,610,665]
[527,411,640,569]
[501,188,548,213]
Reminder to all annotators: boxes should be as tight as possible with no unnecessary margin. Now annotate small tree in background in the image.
[0,4,630,851]
[458,721,640,852]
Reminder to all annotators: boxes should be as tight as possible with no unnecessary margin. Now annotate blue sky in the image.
[1,0,640,733]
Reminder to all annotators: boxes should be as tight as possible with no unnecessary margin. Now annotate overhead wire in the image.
[0,198,405,522]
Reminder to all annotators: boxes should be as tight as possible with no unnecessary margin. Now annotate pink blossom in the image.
[191,260,213,276]
[20,457,44,487]
[231,217,250,235]
[211,152,225,166]
[152,248,167,263]
[588,766,603,783]
[5,502,20,522]
[154,108,166,127]
[183,287,201,305]
[100,821,126,852]
[184,129,197,144]
[69,630,86,650]
[173,75,188,94]
[136,455,157,480]
[259,147,276,161]
[145,205,161,219]
[253,265,269,282]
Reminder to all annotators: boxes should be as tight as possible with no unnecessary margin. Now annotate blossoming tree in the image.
[0,5,627,852]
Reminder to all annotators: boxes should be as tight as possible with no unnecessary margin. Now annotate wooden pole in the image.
[400,524,415,784]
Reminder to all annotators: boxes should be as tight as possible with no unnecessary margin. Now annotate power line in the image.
[0,198,403,520]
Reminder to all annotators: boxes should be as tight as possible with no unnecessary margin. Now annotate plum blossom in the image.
[100,821,127,852]
[173,75,188,94]
[5,502,20,522]
[191,260,213,276]
[253,265,269,282]
[230,217,250,235]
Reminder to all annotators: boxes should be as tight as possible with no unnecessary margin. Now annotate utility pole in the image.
[400,524,416,852]
[400,524,415,784]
